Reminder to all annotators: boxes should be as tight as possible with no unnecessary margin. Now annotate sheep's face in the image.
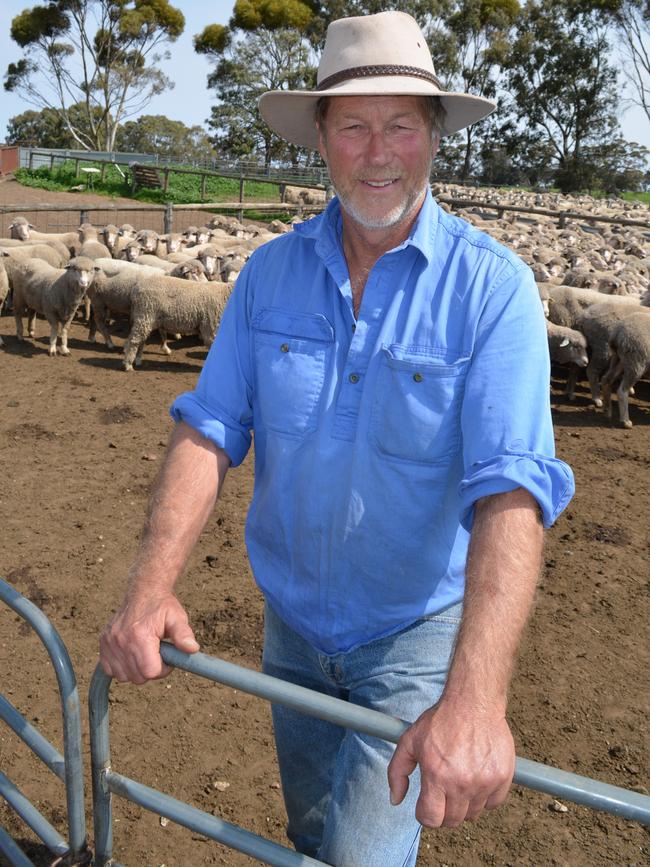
[166,235,181,253]
[10,218,31,241]
[137,231,158,253]
[66,258,95,289]
[200,254,216,277]
[196,229,210,245]
[124,244,140,262]
[103,226,119,250]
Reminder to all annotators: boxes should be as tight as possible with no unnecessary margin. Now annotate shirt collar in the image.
[292,188,439,266]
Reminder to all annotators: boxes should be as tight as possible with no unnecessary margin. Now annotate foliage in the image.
[200,26,316,166]
[115,115,215,161]
[14,161,280,204]
[503,0,621,191]
[4,0,185,152]
[610,0,650,123]
[6,103,103,148]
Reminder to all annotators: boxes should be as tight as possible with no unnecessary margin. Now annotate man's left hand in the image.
[387,698,515,827]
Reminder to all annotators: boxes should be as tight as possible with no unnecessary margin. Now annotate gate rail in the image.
[0,579,90,866]
[89,642,650,867]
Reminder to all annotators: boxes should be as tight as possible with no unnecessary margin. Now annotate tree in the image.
[504,0,621,191]
[445,0,520,179]
[5,0,185,152]
[115,115,215,161]
[612,0,650,123]
[6,103,102,147]
[196,2,316,166]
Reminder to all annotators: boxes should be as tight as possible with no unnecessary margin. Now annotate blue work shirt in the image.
[171,191,574,655]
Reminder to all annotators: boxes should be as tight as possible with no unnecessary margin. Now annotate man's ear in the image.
[431,133,441,161]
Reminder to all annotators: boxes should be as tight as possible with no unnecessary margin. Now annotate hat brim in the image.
[259,80,496,150]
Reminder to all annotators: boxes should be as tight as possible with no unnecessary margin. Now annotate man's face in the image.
[317,95,439,231]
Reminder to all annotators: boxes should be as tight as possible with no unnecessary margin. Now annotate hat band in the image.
[316,64,442,92]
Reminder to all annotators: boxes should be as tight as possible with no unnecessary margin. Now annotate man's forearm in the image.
[442,487,544,713]
[126,420,231,599]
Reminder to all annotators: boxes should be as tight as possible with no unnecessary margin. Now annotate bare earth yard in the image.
[0,180,648,866]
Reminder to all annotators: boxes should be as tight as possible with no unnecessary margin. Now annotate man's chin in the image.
[336,189,426,231]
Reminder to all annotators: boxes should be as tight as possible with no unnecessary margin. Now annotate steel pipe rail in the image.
[0,578,89,865]
[0,825,34,867]
[88,644,650,867]
[0,772,69,858]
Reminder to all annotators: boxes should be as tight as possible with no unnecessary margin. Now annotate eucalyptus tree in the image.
[4,0,185,152]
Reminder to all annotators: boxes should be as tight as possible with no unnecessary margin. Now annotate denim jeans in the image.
[262,600,463,867]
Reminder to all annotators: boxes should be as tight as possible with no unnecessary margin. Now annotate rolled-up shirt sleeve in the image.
[458,265,574,529]
[170,265,254,468]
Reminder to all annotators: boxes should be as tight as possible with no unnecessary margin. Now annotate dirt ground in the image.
[0,180,648,867]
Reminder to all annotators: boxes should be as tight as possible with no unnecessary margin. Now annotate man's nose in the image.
[366,130,392,164]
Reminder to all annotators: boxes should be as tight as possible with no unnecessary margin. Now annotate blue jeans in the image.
[262,601,462,867]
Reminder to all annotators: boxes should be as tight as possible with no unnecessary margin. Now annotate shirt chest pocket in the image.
[370,347,469,464]
[252,309,334,437]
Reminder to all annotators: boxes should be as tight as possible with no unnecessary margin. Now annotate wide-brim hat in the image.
[258,11,496,151]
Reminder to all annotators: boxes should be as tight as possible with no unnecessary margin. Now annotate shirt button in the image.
[349,373,360,384]
[351,323,356,332]
[280,343,289,353]
[413,372,423,382]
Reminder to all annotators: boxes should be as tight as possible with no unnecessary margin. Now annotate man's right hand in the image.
[99,592,200,684]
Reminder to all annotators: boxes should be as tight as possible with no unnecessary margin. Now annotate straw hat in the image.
[258,11,496,150]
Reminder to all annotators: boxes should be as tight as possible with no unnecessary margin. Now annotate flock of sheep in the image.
[1,185,650,427]
[0,214,289,370]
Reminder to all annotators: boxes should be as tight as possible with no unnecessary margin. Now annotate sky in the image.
[0,1,648,149]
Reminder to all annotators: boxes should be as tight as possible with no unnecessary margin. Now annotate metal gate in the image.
[0,579,90,866]
[89,642,650,867]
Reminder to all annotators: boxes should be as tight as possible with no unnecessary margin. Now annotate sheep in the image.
[134,229,159,254]
[0,243,65,271]
[220,251,247,283]
[134,254,176,273]
[93,258,166,279]
[601,311,650,427]
[0,252,9,346]
[546,321,588,369]
[12,256,97,356]
[168,259,208,281]
[86,270,175,353]
[0,234,71,263]
[547,285,639,329]
[101,223,136,258]
[571,302,650,406]
[123,278,232,370]
[9,216,81,255]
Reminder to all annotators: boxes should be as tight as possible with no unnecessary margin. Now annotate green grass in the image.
[15,161,281,205]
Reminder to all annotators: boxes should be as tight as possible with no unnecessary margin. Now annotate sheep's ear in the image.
[1,249,9,257]
[559,338,570,347]
[64,263,72,270]
[94,265,101,272]
[118,229,124,236]
[28,223,35,229]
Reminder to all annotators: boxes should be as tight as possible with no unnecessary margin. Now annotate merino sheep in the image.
[135,229,159,254]
[9,216,81,255]
[547,285,639,329]
[546,321,589,369]
[573,302,647,405]
[12,256,97,356]
[601,311,650,427]
[0,252,9,346]
[168,260,208,281]
[123,278,232,370]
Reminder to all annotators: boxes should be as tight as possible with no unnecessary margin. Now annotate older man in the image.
[100,11,574,866]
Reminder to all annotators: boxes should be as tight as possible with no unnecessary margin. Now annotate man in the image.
[100,11,574,866]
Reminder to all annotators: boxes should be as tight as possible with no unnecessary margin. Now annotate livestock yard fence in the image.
[1,197,650,240]
[1,578,649,867]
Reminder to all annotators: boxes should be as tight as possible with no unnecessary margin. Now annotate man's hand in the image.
[99,592,199,684]
[387,698,515,827]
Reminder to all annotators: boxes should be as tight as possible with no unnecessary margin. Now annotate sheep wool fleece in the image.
[171,190,575,656]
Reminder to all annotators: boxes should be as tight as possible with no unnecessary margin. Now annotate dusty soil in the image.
[0,181,649,867]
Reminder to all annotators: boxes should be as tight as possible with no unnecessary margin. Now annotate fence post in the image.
[164,202,173,234]
[74,159,80,177]
[239,169,245,204]
[201,173,207,202]
[163,169,170,193]
[29,150,34,169]
[80,210,89,226]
